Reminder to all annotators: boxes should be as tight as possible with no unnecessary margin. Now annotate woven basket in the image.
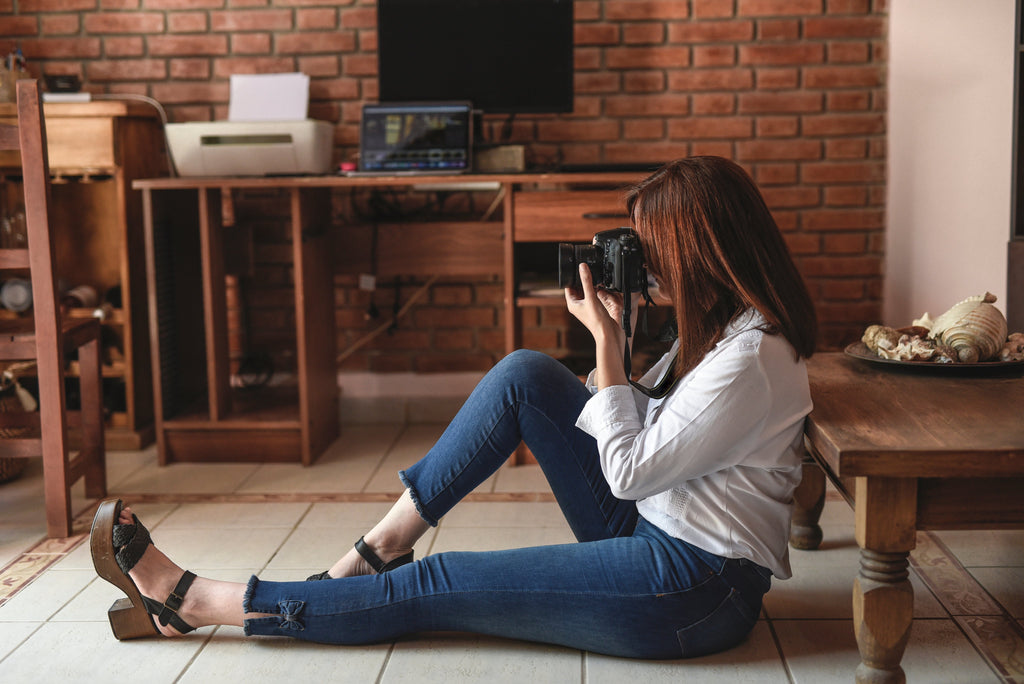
[0,361,37,484]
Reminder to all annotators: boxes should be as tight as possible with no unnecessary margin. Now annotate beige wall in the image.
[887,0,1016,325]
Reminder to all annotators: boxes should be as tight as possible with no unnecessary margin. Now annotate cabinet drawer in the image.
[513,190,631,242]
[0,116,116,171]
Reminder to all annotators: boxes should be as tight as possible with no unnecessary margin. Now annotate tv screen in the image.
[376,0,575,115]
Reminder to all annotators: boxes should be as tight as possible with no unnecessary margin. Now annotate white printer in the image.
[165,73,334,177]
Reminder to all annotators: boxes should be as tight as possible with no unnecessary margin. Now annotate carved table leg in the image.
[853,476,918,684]
[790,449,826,550]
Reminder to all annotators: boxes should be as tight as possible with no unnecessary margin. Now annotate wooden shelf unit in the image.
[0,100,165,449]
[134,172,645,464]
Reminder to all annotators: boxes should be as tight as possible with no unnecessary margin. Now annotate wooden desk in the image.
[791,352,1024,684]
[133,172,644,464]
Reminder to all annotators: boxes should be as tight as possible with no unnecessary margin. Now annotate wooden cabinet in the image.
[0,100,164,449]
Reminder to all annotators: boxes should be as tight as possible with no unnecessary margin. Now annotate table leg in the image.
[790,450,826,549]
[853,476,917,684]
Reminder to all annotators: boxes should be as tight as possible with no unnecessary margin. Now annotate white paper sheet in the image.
[228,73,309,122]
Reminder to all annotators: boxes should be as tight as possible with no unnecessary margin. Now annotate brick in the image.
[148,35,229,56]
[802,160,884,183]
[738,0,823,16]
[668,116,753,140]
[828,0,870,11]
[168,12,208,32]
[231,33,272,54]
[740,43,825,66]
[277,30,356,54]
[297,8,338,29]
[151,81,230,104]
[825,138,868,159]
[433,330,475,351]
[759,19,801,40]
[210,10,293,31]
[298,55,340,77]
[170,58,211,80]
[414,307,495,329]
[101,0,140,8]
[803,113,884,136]
[575,23,620,46]
[668,68,753,92]
[800,255,881,277]
[803,208,884,231]
[761,185,820,208]
[756,116,799,137]
[622,72,665,96]
[604,140,689,163]
[828,41,870,63]
[84,12,163,33]
[693,45,736,67]
[783,232,821,255]
[669,20,754,43]
[606,46,690,70]
[605,94,690,117]
[693,0,734,18]
[606,1,690,20]
[342,53,376,76]
[20,38,102,59]
[623,23,666,45]
[104,36,144,56]
[755,162,798,184]
[689,141,731,158]
[827,91,872,111]
[88,59,167,81]
[415,353,495,373]
[577,71,622,94]
[805,16,885,39]
[739,91,822,114]
[805,65,882,88]
[340,5,374,28]
[146,0,222,7]
[692,93,736,115]
[735,139,821,161]
[756,68,800,89]
[20,0,95,9]
[214,57,295,76]
[821,279,866,299]
[432,285,473,306]
[0,16,38,36]
[824,232,869,253]
[41,15,82,34]
[624,119,665,139]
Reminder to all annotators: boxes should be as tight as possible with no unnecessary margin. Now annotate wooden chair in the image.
[0,79,106,537]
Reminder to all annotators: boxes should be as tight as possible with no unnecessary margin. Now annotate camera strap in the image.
[620,286,680,399]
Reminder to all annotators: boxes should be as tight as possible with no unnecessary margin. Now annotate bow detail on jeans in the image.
[277,600,306,631]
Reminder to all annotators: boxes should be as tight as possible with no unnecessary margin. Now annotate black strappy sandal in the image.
[306,536,414,581]
[90,498,198,640]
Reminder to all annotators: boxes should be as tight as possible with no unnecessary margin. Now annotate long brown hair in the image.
[626,156,817,378]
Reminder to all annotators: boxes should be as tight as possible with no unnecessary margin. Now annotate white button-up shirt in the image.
[575,309,811,578]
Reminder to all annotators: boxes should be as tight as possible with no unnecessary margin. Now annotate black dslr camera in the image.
[557,227,647,294]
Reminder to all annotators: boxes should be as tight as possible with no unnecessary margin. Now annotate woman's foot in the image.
[313,490,428,580]
[116,507,202,637]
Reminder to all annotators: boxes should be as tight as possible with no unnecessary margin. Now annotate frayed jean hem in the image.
[399,469,439,527]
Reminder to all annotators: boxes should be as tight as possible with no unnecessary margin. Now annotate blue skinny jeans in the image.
[243,350,772,658]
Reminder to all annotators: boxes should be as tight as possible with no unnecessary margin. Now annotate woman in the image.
[91,156,817,659]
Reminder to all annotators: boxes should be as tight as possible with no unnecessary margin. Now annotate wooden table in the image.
[790,352,1024,684]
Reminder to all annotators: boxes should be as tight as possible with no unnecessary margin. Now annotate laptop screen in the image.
[359,102,472,174]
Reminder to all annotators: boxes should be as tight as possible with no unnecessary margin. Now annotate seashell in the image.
[928,292,1008,362]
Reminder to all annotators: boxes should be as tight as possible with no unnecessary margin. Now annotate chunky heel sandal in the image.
[90,499,198,640]
[306,536,414,581]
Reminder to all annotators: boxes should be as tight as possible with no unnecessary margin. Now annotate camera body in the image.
[558,227,647,294]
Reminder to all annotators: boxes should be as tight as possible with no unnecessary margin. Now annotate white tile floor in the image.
[1,422,1023,683]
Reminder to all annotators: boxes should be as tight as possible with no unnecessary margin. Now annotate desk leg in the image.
[790,450,825,549]
[853,476,917,684]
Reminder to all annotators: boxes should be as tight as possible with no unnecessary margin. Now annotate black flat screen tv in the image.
[376,0,575,115]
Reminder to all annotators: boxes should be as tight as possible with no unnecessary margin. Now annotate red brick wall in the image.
[2,0,888,373]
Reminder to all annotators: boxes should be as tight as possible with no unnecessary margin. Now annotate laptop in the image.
[355,102,473,175]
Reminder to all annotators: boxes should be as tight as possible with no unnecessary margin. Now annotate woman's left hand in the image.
[565,264,626,344]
